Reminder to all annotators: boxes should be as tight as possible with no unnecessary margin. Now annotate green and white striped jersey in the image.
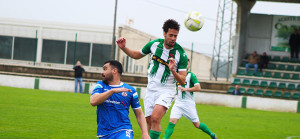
[140,39,188,88]
[176,71,200,102]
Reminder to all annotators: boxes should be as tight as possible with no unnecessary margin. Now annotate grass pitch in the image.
[0,86,299,139]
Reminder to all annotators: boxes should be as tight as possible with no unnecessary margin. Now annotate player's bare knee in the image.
[169,118,178,124]
[193,122,200,128]
[151,115,162,125]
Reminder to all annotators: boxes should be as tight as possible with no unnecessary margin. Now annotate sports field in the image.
[0,86,299,139]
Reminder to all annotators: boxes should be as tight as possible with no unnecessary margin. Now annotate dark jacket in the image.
[232,89,241,95]
[260,55,269,65]
[289,33,300,48]
[73,66,85,78]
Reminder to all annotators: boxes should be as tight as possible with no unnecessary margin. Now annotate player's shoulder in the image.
[153,38,164,42]
[94,81,106,88]
[174,43,187,56]
[188,71,196,75]
[147,38,163,45]
[122,83,135,90]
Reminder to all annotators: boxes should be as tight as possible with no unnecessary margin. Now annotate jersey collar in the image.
[109,82,124,87]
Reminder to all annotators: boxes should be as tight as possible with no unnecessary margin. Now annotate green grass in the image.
[1,86,300,139]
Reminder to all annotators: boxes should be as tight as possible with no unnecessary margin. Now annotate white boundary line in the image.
[287,136,300,139]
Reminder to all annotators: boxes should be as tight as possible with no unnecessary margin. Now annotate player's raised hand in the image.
[168,58,175,71]
[116,37,126,49]
[111,87,131,93]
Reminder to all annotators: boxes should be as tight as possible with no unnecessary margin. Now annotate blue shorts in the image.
[99,130,134,139]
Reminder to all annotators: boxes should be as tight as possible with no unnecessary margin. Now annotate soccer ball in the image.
[184,11,205,32]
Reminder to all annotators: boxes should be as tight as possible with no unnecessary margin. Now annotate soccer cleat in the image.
[211,133,217,139]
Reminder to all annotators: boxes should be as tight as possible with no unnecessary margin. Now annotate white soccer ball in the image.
[184,11,205,32]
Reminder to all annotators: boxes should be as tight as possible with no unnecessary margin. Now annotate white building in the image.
[0,18,212,79]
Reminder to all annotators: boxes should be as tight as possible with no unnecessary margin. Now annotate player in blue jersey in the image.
[90,60,150,139]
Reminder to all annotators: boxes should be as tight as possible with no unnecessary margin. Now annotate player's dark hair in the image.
[104,60,123,75]
[162,19,180,33]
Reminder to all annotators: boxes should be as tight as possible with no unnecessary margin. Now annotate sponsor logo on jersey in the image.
[176,82,187,85]
[104,99,120,105]
[152,55,169,66]
[122,92,128,97]
[170,54,174,58]
[122,101,125,106]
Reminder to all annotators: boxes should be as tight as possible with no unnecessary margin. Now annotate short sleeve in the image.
[140,40,155,55]
[91,82,104,96]
[130,88,141,109]
[190,73,200,86]
[178,51,188,71]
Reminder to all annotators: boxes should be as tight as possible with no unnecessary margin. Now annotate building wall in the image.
[246,14,292,57]
[0,18,211,79]
[0,18,113,71]
[185,50,212,79]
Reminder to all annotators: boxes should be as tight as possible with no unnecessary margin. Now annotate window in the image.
[42,39,66,64]
[66,41,90,66]
[91,43,111,67]
[14,37,36,61]
[0,35,13,59]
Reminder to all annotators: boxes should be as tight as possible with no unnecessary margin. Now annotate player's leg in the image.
[184,104,217,139]
[150,90,175,139]
[149,104,167,139]
[164,103,182,139]
[146,116,151,133]
[144,88,156,132]
[163,118,178,139]
[193,122,217,139]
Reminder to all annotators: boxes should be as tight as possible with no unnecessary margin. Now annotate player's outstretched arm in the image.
[90,88,132,106]
[168,58,187,85]
[179,84,201,92]
[133,108,150,139]
[116,37,144,59]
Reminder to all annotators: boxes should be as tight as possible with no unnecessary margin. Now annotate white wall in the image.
[194,92,243,108]
[0,74,298,113]
[39,78,76,92]
[247,96,298,113]
[0,74,35,89]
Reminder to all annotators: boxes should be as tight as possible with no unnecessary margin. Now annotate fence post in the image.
[241,96,247,108]
[136,87,141,99]
[84,83,90,94]
[34,78,39,89]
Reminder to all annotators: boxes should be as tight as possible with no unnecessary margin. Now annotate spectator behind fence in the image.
[245,51,259,75]
[259,52,269,72]
[232,85,241,95]
[73,61,85,93]
[289,28,300,59]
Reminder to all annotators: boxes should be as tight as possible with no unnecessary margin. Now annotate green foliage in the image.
[1,86,300,139]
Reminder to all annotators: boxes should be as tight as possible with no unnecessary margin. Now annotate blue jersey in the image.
[91,81,141,137]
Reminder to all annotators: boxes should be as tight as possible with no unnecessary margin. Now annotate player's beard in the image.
[166,41,175,48]
[102,73,113,85]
